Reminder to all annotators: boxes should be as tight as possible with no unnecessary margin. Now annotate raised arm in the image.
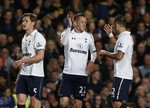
[61,14,72,46]
[103,24,116,45]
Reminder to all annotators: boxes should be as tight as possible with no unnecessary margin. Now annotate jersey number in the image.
[79,86,86,94]
[33,88,37,94]
[111,87,115,98]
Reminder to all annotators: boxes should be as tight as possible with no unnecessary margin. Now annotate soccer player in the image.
[59,13,97,108]
[13,13,46,108]
[99,15,134,108]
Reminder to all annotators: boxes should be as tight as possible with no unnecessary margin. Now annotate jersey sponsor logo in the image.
[70,48,87,54]
[77,43,83,49]
[23,53,31,57]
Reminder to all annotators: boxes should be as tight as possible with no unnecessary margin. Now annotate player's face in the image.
[22,16,35,31]
[75,16,87,32]
[112,22,119,36]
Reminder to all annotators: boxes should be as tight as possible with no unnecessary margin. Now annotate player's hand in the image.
[87,61,95,75]
[99,50,107,56]
[67,14,72,28]
[103,24,113,35]
[13,59,23,70]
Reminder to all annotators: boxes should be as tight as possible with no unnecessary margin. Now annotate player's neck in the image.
[26,28,35,36]
[74,28,84,33]
[119,28,126,34]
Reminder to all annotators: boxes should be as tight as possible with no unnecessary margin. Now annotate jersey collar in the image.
[30,29,37,36]
[25,29,37,37]
[118,31,131,38]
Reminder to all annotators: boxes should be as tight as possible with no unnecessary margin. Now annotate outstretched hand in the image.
[67,14,72,28]
[103,24,113,35]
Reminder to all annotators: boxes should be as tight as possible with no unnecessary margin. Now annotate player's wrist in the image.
[104,50,108,56]
[89,60,94,64]
[108,33,114,38]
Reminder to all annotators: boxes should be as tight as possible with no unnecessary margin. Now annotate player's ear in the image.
[74,22,77,26]
[116,23,120,28]
[32,21,36,27]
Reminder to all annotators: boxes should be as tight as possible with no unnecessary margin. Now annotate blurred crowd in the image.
[0,0,149,108]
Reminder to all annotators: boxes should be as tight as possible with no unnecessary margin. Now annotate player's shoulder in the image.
[34,31,46,42]
[35,30,45,40]
[84,31,94,39]
[121,33,132,41]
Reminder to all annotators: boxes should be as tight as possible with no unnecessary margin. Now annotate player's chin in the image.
[22,27,27,31]
[81,29,85,32]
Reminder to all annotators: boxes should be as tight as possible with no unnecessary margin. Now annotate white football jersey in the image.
[20,30,46,77]
[61,29,96,76]
[114,31,133,79]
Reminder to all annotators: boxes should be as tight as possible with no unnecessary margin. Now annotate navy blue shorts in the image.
[59,73,88,100]
[111,77,132,102]
[16,75,44,100]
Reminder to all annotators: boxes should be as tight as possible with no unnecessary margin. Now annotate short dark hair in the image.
[72,13,85,22]
[22,13,37,22]
[114,15,126,27]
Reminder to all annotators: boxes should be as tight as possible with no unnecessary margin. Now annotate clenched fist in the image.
[99,50,107,56]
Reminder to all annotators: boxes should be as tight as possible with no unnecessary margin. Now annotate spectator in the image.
[136,42,146,66]
[0,72,7,97]
[137,96,147,108]
[88,70,103,94]
[100,86,113,108]
[11,44,22,61]
[57,54,64,70]
[0,34,10,50]
[143,13,150,32]
[137,0,150,15]
[44,40,59,71]
[0,9,15,35]
[0,86,15,108]
[122,0,133,13]
[145,92,150,108]
[100,57,114,82]
[46,58,62,77]
[145,36,150,53]
[138,53,150,78]
[92,94,102,108]
[0,48,14,83]
[135,21,149,43]
[129,66,142,101]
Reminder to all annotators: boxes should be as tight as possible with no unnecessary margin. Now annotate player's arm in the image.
[87,34,97,74]
[13,49,45,67]
[61,14,72,46]
[103,24,116,45]
[99,50,124,60]
[22,49,45,64]
[87,51,97,75]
